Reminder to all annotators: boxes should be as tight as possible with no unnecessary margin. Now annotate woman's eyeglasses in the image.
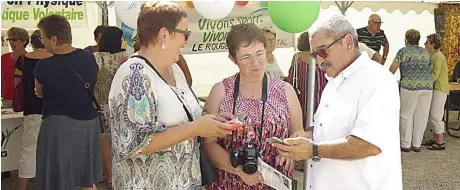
[6,38,19,42]
[237,50,267,64]
[171,28,191,42]
[310,34,347,59]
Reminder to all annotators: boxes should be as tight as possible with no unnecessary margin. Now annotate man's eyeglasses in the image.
[171,28,191,42]
[6,38,19,42]
[310,34,346,59]
[370,20,383,25]
[237,50,267,64]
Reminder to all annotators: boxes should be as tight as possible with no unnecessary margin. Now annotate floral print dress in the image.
[108,55,203,189]
[93,51,129,138]
[207,74,292,190]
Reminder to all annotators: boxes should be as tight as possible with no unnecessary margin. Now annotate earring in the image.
[161,41,166,49]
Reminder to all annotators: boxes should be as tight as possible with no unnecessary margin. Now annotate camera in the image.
[230,143,259,174]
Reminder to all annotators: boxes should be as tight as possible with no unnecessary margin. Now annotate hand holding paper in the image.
[272,137,313,161]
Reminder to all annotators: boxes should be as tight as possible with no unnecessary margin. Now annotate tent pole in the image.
[303,55,316,190]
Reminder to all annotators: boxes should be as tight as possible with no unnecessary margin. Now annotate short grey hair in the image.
[309,14,358,47]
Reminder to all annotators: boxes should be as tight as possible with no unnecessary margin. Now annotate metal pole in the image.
[303,56,316,190]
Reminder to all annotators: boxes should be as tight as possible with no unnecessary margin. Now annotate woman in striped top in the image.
[287,32,327,129]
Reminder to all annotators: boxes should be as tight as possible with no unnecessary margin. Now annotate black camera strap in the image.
[232,73,268,145]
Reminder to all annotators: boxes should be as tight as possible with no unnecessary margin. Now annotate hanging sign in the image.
[1,1,88,29]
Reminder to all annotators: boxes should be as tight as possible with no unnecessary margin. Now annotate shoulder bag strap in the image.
[131,55,194,122]
[64,62,102,111]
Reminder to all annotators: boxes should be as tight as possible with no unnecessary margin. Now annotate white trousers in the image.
[428,90,447,134]
[400,89,432,148]
[18,114,42,178]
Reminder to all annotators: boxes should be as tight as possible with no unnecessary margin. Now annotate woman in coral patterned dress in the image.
[203,23,310,190]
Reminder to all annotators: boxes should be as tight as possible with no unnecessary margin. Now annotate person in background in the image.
[422,33,449,151]
[204,23,307,189]
[93,26,129,189]
[177,54,193,86]
[357,14,389,65]
[133,40,141,52]
[273,14,402,190]
[84,25,107,53]
[2,27,29,108]
[261,27,284,80]
[34,14,102,190]
[358,42,383,63]
[452,60,460,82]
[14,30,52,190]
[287,31,327,128]
[390,29,433,152]
[108,2,234,189]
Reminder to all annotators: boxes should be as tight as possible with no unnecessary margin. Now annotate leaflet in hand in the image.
[258,158,294,190]
[225,113,245,131]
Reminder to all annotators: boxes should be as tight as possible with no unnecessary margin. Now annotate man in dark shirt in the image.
[357,14,390,65]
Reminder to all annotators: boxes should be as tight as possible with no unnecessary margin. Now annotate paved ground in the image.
[2,112,460,190]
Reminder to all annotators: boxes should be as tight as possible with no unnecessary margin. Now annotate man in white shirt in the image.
[359,42,382,63]
[273,14,402,190]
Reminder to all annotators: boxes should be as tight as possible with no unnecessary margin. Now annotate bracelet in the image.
[13,74,23,78]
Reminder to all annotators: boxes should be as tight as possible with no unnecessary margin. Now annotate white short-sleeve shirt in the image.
[306,54,402,190]
[358,42,377,58]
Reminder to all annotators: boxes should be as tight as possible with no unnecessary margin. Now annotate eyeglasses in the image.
[370,20,383,25]
[6,38,19,42]
[310,34,346,59]
[171,28,191,42]
[236,50,267,64]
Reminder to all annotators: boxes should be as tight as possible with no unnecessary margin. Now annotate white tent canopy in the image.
[1,1,442,96]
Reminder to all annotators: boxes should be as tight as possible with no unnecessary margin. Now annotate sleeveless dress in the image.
[108,54,203,189]
[93,51,129,138]
[207,74,292,190]
[287,56,327,128]
[265,57,285,80]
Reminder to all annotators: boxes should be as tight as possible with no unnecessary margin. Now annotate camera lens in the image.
[242,162,258,174]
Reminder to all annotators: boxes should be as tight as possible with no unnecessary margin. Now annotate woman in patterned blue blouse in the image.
[390,29,433,153]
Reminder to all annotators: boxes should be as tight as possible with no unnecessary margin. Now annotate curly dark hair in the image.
[30,30,45,49]
[427,33,442,50]
[98,26,125,54]
[297,31,310,52]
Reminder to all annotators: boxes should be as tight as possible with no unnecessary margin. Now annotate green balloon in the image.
[260,1,268,7]
[268,1,321,33]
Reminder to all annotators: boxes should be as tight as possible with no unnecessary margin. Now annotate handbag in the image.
[13,55,25,112]
[131,55,219,186]
[64,62,105,134]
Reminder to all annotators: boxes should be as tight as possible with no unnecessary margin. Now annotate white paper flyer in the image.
[258,158,295,190]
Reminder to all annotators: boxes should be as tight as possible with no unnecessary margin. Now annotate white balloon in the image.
[114,1,145,29]
[193,1,235,20]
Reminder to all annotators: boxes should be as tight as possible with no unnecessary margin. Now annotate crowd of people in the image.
[1,1,459,190]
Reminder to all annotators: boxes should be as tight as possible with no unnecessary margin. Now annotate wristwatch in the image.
[312,143,321,162]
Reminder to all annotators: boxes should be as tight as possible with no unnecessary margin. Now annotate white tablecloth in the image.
[1,108,24,172]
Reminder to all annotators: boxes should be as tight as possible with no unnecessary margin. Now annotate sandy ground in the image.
[2,112,459,190]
